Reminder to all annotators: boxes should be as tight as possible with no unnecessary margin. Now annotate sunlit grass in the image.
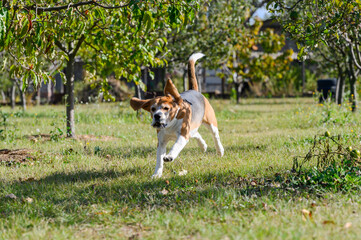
[0,98,361,239]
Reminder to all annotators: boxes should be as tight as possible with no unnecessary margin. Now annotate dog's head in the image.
[130,79,186,129]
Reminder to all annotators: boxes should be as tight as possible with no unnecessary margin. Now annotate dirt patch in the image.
[0,149,35,164]
[25,134,117,142]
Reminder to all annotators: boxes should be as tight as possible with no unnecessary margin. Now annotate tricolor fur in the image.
[130,53,224,178]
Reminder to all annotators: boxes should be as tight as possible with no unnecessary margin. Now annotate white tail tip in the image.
[189,53,205,62]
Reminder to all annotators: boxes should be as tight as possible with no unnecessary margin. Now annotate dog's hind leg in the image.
[202,98,224,157]
[192,132,207,153]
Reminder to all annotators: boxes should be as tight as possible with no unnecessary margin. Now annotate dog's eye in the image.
[163,107,169,111]
[151,107,156,112]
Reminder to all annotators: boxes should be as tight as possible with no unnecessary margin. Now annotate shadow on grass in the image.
[99,145,218,159]
[0,166,325,224]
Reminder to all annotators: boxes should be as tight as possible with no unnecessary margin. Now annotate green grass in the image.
[1,98,361,239]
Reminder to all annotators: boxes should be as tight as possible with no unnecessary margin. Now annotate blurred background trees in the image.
[1,0,360,135]
[268,0,361,110]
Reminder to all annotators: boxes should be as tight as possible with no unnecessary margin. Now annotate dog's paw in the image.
[163,155,174,162]
[202,144,208,153]
[217,146,224,157]
[151,173,163,179]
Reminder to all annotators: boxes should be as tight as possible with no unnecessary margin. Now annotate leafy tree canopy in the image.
[0,0,198,87]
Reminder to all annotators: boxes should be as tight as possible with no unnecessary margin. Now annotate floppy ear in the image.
[130,97,151,112]
[164,78,183,104]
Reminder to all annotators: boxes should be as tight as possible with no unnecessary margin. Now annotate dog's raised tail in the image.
[188,53,205,91]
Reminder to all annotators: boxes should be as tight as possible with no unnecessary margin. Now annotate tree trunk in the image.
[301,61,306,95]
[10,83,16,109]
[135,84,143,118]
[335,66,345,105]
[36,87,41,106]
[47,80,52,104]
[15,79,26,111]
[221,77,226,99]
[349,78,357,112]
[183,68,187,92]
[348,51,358,112]
[1,90,5,103]
[65,56,75,137]
[234,82,240,104]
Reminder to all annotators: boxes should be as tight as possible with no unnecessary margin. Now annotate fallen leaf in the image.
[344,222,352,229]
[160,189,169,195]
[262,203,268,210]
[5,194,17,199]
[19,177,35,182]
[23,197,33,203]
[322,220,335,225]
[178,170,188,176]
[301,209,312,221]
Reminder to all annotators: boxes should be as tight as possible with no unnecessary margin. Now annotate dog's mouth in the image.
[152,122,167,129]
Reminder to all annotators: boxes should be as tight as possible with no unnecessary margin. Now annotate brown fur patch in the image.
[188,60,198,91]
[202,97,218,127]
[164,79,183,105]
[130,98,152,112]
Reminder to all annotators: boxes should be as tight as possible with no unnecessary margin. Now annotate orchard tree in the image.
[0,1,198,137]
[268,0,361,110]
[164,0,272,92]
[223,20,293,102]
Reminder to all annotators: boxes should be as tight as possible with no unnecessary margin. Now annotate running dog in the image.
[130,53,224,178]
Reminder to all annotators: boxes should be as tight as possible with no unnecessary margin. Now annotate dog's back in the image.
[180,90,205,124]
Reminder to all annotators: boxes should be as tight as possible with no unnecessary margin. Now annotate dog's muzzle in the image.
[152,122,167,129]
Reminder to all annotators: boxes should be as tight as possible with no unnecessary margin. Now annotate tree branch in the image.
[70,35,86,57]
[55,40,68,54]
[12,1,132,13]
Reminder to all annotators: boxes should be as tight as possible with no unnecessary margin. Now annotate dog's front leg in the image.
[163,135,188,162]
[152,134,167,178]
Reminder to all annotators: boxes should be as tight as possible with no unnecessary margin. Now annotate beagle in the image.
[130,53,224,178]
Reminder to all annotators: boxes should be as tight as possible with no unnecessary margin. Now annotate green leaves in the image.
[2,0,198,91]
[0,7,8,48]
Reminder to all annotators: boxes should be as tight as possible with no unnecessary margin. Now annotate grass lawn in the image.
[0,97,361,239]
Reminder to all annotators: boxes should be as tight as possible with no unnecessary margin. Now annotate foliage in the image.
[224,20,294,97]
[0,0,199,85]
[268,0,361,109]
[292,132,361,191]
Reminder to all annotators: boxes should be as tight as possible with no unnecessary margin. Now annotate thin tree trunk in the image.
[65,56,75,137]
[15,79,26,111]
[235,82,240,104]
[10,83,16,109]
[135,84,143,118]
[301,61,306,95]
[349,78,357,112]
[348,51,358,112]
[221,77,226,99]
[335,65,345,105]
[36,87,41,106]
[47,80,52,104]
[183,68,187,92]
[1,90,5,103]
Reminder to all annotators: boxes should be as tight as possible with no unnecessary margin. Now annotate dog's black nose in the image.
[154,114,161,120]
